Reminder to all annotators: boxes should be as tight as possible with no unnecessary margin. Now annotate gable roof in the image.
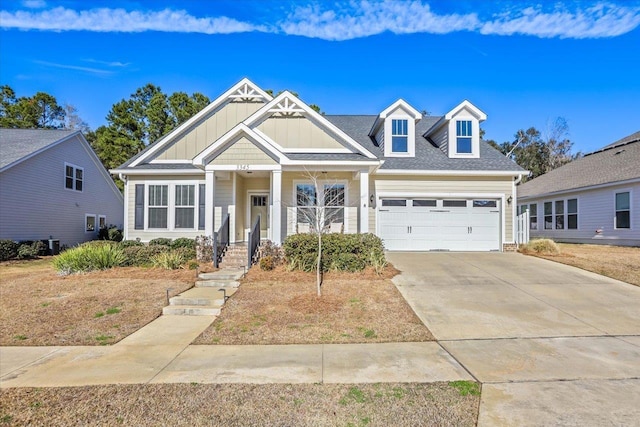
[518,130,640,198]
[325,115,525,172]
[0,129,78,171]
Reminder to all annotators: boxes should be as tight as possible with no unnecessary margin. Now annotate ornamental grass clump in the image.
[52,242,126,275]
[150,250,189,270]
[519,238,560,256]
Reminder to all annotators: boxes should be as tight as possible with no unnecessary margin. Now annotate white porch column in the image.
[204,170,216,236]
[271,170,282,244]
[360,170,369,233]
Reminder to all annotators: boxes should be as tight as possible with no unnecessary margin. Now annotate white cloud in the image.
[0,6,265,34]
[22,0,46,9]
[1,2,639,40]
[34,60,115,76]
[83,59,131,68]
[481,3,640,38]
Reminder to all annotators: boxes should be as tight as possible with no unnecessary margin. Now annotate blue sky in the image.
[1,0,639,154]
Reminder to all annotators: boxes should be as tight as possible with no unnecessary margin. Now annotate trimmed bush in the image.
[0,240,19,261]
[258,240,284,265]
[520,239,560,255]
[282,233,386,273]
[16,241,47,259]
[122,245,170,267]
[260,256,275,271]
[98,225,123,242]
[170,237,196,250]
[119,240,144,248]
[52,243,126,275]
[149,238,172,246]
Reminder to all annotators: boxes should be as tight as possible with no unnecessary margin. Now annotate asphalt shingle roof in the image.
[518,131,640,198]
[325,115,525,171]
[0,129,77,170]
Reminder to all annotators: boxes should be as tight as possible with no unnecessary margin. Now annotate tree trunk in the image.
[316,231,322,296]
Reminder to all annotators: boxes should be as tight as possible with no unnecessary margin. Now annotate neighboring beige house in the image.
[0,129,124,247]
[112,78,526,253]
[518,131,640,246]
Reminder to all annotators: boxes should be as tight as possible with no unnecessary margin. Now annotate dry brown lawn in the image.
[0,258,195,346]
[0,382,479,426]
[194,265,434,345]
[525,243,640,286]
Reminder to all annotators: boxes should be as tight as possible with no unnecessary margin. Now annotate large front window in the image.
[175,185,195,229]
[148,185,168,228]
[391,119,408,153]
[615,192,630,229]
[296,182,345,232]
[456,120,472,154]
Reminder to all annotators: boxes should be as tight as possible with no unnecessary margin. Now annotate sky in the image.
[1,0,639,154]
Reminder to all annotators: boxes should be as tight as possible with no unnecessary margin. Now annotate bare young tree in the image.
[292,171,346,297]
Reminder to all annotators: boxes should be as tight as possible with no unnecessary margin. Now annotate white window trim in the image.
[527,203,538,230]
[447,115,480,159]
[144,181,205,231]
[85,213,96,233]
[98,215,107,230]
[65,162,84,192]
[614,189,632,230]
[566,198,578,230]
[293,179,349,233]
[174,184,197,230]
[543,201,553,230]
[554,199,565,230]
[384,114,415,158]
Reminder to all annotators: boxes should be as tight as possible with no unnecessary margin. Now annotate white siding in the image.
[430,125,448,154]
[0,135,124,247]
[522,182,640,246]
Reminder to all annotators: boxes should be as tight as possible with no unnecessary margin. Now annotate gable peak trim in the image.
[444,100,487,121]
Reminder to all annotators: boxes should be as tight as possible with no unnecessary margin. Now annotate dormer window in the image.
[456,120,472,154]
[392,119,408,153]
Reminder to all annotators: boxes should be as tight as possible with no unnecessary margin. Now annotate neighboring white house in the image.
[111,78,526,253]
[518,130,640,246]
[0,129,124,247]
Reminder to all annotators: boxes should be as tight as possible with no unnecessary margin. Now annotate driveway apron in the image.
[388,252,640,427]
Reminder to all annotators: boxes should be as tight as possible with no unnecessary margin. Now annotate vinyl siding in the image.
[373,175,515,242]
[210,137,277,165]
[155,101,264,161]
[430,125,448,154]
[521,182,640,246]
[0,135,123,247]
[257,116,346,150]
[375,126,385,152]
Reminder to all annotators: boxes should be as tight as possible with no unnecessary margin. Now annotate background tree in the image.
[0,85,65,129]
[91,84,210,175]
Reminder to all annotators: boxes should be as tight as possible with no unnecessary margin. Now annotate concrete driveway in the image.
[388,252,640,427]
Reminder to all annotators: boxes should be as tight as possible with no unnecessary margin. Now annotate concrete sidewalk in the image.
[1,312,471,388]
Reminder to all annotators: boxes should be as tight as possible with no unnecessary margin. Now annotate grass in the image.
[194,265,434,345]
[0,383,480,426]
[522,243,640,286]
[0,258,195,346]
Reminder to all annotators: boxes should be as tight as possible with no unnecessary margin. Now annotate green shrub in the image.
[282,233,386,273]
[122,245,170,267]
[260,256,275,271]
[258,240,284,265]
[170,237,195,250]
[119,240,144,248]
[16,241,47,259]
[520,239,560,255]
[0,240,20,261]
[52,243,126,275]
[151,251,187,270]
[98,225,123,242]
[173,246,196,262]
[149,238,172,246]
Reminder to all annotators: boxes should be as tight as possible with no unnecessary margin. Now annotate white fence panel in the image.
[515,210,530,244]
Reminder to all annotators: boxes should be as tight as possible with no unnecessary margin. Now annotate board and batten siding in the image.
[521,182,640,246]
[257,116,346,150]
[0,135,123,247]
[210,138,278,166]
[154,101,264,161]
[372,175,515,242]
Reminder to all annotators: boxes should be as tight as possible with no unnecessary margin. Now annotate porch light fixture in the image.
[507,196,513,204]
[370,194,374,204]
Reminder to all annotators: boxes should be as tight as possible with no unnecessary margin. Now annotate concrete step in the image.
[162,305,221,316]
[170,287,237,305]
[195,280,240,288]
[199,269,244,281]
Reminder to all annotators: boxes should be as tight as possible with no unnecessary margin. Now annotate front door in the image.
[250,194,269,239]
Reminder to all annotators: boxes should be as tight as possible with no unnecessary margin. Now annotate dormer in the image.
[369,99,422,158]
[426,100,486,159]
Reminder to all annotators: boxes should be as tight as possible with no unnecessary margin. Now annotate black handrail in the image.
[247,214,261,268]
[213,213,230,268]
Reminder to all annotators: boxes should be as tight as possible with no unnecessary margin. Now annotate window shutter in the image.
[134,184,144,230]
[198,184,205,230]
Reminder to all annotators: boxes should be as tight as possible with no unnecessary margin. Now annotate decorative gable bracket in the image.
[268,96,306,117]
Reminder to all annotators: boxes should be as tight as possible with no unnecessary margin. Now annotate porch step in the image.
[169,287,237,306]
[199,269,245,281]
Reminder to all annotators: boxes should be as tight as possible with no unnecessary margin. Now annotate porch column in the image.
[271,170,282,244]
[360,170,369,233]
[204,170,216,236]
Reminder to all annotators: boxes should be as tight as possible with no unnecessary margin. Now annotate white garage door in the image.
[378,198,500,251]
